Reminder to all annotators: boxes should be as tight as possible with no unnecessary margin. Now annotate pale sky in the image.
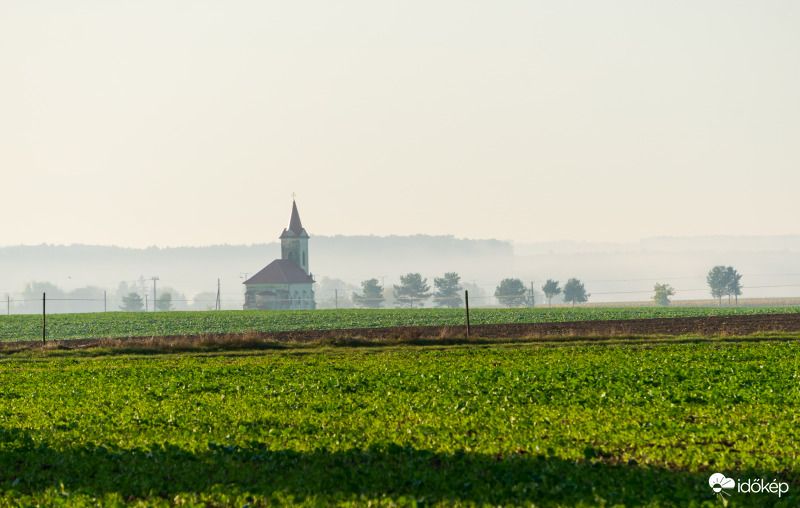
[1,1,798,248]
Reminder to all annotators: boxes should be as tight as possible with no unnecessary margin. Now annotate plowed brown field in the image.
[6,312,800,350]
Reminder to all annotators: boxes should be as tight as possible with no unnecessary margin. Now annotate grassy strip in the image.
[2,330,799,359]
[1,340,799,505]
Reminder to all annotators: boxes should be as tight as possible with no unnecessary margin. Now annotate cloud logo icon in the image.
[709,473,736,497]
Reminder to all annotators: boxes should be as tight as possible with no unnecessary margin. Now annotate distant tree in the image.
[67,286,106,313]
[461,282,487,308]
[317,277,358,309]
[134,275,150,299]
[725,267,743,306]
[352,278,385,309]
[541,279,562,308]
[393,273,431,308]
[706,265,729,306]
[494,278,528,307]
[114,281,132,309]
[120,292,144,312]
[433,272,463,308]
[652,283,675,307]
[383,286,397,309]
[159,286,189,311]
[115,276,151,311]
[562,278,590,307]
[525,284,535,308]
[156,293,174,312]
[20,281,66,314]
[190,292,217,311]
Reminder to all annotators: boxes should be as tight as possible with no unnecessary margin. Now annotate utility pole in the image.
[530,282,535,308]
[104,290,107,312]
[239,273,250,310]
[6,295,9,315]
[334,289,338,309]
[145,294,148,312]
[151,276,159,312]
[216,279,221,311]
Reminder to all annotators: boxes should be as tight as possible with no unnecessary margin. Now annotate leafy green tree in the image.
[562,278,589,307]
[494,278,527,307]
[120,292,144,312]
[652,283,675,307]
[393,273,431,308]
[352,278,385,309]
[433,272,463,308]
[541,279,562,307]
[156,293,174,312]
[706,265,728,306]
[725,267,742,306]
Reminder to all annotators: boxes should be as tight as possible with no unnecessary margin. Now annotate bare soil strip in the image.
[3,312,799,350]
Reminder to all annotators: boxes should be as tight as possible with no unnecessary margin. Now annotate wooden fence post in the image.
[42,292,46,344]
[465,290,470,337]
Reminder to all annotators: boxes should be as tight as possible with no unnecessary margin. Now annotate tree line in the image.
[652,265,743,306]
[352,273,591,309]
[11,265,745,314]
[355,264,745,310]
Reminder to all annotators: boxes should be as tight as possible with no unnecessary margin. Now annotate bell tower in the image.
[279,199,310,275]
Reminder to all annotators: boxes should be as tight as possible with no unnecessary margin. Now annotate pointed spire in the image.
[280,197,308,239]
[287,199,303,234]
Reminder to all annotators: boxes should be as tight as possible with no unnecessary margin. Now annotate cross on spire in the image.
[292,192,296,201]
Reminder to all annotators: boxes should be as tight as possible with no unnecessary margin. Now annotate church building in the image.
[243,200,315,310]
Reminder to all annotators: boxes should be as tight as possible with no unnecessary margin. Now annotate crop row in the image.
[1,343,798,505]
[1,306,799,342]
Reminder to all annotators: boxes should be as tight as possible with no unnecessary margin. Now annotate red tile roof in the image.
[243,259,314,285]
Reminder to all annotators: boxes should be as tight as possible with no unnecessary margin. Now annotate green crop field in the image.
[1,340,799,506]
[1,306,799,342]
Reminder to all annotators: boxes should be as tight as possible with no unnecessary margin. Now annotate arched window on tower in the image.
[302,251,306,267]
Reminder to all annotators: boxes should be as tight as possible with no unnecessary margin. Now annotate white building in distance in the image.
[243,200,315,310]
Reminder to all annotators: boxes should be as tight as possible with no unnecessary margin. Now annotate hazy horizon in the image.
[2,1,798,248]
[2,232,800,251]
[2,235,798,313]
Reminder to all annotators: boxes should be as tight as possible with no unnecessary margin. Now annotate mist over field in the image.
[1,234,798,313]
[2,2,797,313]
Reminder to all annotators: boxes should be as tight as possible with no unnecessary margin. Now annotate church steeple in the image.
[287,200,304,235]
[279,199,310,275]
[243,197,315,310]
